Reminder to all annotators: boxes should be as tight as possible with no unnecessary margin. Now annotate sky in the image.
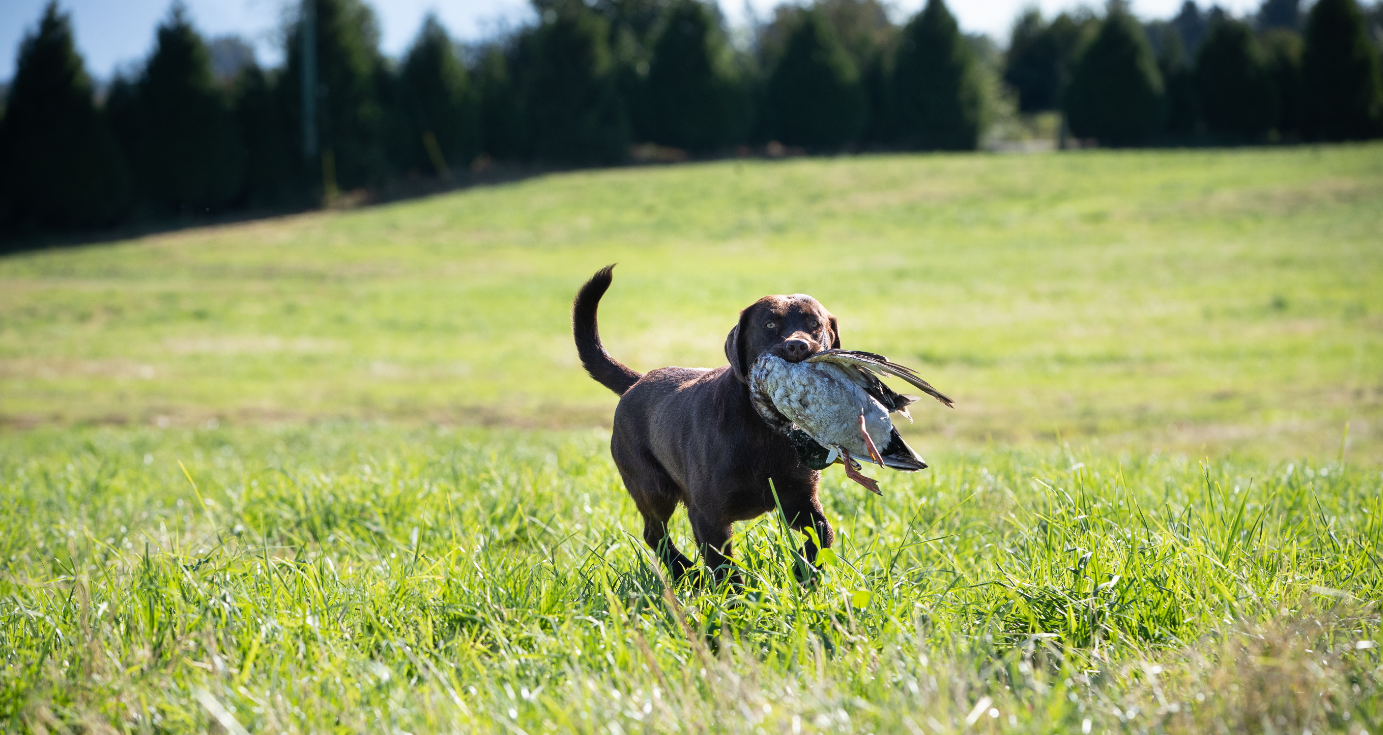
[1,0,1269,82]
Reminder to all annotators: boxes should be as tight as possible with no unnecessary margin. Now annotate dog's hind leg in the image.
[644,509,697,584]
[612,441,694,580]
[640,493,694,580]
[688,510,740,587]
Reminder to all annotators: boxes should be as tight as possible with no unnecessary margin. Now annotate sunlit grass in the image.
[2,425,1378,731]
[1,145,1380,457]
[2,144,1381,730]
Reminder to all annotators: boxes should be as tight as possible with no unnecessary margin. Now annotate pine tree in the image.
[1171,1,1208,55]
[1004,9,1058,112]
[1002,10,1095,114]
[891,0,985,150]
[476,46,527,161]
[814,0,894,144]
[526,4,628,164]
[1196,17,1277,141]
[1302,0,1383,140]
[1259,0,1301,30]
[1156,27,1200,138]
[766,9,866,149]
[1261,29,1304,138]
[127,5,246,215]
[644,0,747,153]
[0,2,130,236]
[282,0,393,192]
[234,64,299,207]
[816,0,894,70]
[400,15,481,176]
[1064,7,1165,146]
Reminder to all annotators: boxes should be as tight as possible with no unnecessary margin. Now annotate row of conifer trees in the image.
[0,0,1381,240]
[1007,0,1383,146]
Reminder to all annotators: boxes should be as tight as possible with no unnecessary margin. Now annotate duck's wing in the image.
[832,363,920,417]
[806,349,954,408]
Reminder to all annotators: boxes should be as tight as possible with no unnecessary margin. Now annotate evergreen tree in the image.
[585,0,675,140]
[1004,9,1058,112]
[127,5,245,215]
[400,15,481,175]
[0,2,130,236]
[816,0,894,69]
[891,0,985,150]
[1302,0,1383,140]
[1156,27,1200,138]
[766,9,866,148]
[1368,5,1383,54]
[234,64,299,207]
[207,36,256,83]
[1196,17,1276,141]
[858,46,895,145]
[1171,2,1208,55]
[282,0,393,192]
[105,73,143,175]
[1003,10,1094,113]
[526,4,628,164]
[1261,29,1305,138]
[813,0,895,144]
[1001,10,1095,129]
[476,45,527,160]
[1259,0,1301,30]
[644,0,747,152]
[1064,8,1165,146]
[0,5,130,234]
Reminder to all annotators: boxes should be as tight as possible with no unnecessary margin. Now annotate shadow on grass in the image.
[0,162,557,257]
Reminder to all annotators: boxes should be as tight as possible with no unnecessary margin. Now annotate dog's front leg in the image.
[688,511,741,587]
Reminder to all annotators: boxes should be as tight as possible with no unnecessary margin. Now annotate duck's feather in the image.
[805,349,954,409]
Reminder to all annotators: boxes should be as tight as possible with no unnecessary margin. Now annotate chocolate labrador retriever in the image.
[572,264,839,583]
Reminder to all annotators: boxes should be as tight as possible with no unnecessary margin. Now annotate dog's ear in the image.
[724,307,755,384]
[828,314,841,349]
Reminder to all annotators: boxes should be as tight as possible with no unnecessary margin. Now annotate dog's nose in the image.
[783,338,812,361]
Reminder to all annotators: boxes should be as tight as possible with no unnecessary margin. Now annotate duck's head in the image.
[724,294,840,383]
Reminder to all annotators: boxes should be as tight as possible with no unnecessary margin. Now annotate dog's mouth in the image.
[769,339,822,364]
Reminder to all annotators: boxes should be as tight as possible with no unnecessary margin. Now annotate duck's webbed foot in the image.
[838,447,881,495]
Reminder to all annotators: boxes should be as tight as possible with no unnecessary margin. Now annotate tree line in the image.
[1008,0,1383,145]
[1,0,1381,242]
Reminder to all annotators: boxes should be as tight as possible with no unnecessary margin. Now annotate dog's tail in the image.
[573,264,642,396]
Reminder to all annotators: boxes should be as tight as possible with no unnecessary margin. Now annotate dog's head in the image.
[724,294,840,383]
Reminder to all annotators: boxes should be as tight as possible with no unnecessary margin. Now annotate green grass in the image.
[2,146,1383,731]
[1,145,1380,457]
[1,426,1379,732]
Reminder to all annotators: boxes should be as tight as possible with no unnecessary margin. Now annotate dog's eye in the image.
[765,321,777,330]
[810,321,819,329]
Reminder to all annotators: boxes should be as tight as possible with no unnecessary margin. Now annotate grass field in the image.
[2,145,1380,455]
[2,146,1382,732]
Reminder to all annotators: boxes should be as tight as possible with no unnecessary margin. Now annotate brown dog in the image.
[572,264,839,583]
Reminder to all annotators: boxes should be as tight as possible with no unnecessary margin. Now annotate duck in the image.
[749,349,953,494]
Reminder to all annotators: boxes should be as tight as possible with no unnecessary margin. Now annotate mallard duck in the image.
[749,349,953,494]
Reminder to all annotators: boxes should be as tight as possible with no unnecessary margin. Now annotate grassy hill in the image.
[2,146,1382,732]
[2,144,1380,457]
